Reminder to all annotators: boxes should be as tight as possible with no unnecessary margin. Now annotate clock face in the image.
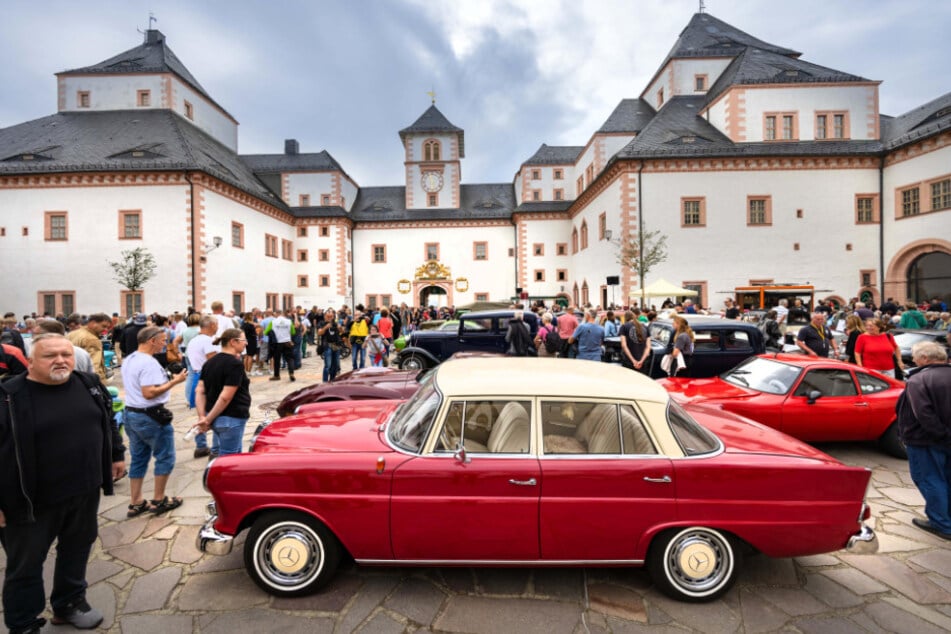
[421,171,444,193]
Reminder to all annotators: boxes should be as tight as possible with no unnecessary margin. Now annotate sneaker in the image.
[269,376,281,381]
[52,599,103,629]
[194,447,211,458]
[290,375,296,382]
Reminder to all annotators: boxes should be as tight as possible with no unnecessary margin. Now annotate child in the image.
[365,324,387,367]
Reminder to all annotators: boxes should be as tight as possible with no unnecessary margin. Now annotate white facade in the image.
[2,16,949,317]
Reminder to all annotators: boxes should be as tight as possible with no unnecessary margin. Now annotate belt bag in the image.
[147,405,174,426]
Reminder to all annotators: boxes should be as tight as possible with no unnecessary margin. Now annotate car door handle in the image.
[853,403,869,407]
[643,475,672,483]
[509,478,537,486]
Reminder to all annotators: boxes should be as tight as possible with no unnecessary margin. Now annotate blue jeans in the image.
[124,410,176,478]
[906,444,951,533]
[185,368,200,409]
[212,415,248,456]
[351,341,365,369]
[1,490,100,632]
[323,347,341,382]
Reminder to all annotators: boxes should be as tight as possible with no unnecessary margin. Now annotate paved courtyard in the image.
[2,354,951,633]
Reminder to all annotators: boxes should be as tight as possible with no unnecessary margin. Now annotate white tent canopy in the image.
[632,278,698,299]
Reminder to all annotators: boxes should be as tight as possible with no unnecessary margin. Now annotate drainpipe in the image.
[349,219,355,309]
[878,157,885,297]
[185,172,197,310]
[513,216,520,303]
[637,161,645,309]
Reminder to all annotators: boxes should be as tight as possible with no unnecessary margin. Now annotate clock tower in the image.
[399,104,464,210]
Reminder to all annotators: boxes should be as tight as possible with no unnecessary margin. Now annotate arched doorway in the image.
[907,252,951,305]
[885,239,951,305]
[419,285,448,308]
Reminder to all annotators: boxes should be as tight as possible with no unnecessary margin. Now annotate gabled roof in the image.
[241,150,345,173]
[664,12,800,62]
[514,201,573,213]
[0,109,285,210]
[523,144,584,166]
[597,99,656,134]
[704,46,870,107]
[399,105,465,157]
[57,30,234,120]
[882,91,951,150]
[349,183,515,222]
[615,96,881,159]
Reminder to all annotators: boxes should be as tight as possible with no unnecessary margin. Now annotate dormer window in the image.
[21,154,35,161]
[785,70,800,77]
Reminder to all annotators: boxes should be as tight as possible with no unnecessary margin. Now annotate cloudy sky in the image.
[2,0,949,186]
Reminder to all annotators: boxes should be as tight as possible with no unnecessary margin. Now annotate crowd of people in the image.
[1,293,950,632]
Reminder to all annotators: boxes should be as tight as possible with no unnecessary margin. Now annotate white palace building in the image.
[1,12,949,316]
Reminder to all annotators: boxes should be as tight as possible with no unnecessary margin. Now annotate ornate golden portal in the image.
[407,259,454,307]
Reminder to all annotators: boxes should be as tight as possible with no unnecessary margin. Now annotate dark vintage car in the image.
[395,310,538,370]
[199,357,877,603]
[890,329,949,368]
[604,315,765,378]
[276,366,424,417]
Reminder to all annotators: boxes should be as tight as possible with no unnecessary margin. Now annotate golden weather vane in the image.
[426,88,436,105]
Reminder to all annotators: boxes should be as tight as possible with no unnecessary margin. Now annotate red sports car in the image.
[659,354,906,458]
[199,358,877,603]
[276,366,423,417]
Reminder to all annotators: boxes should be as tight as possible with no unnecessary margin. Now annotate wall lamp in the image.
[204,236,223,253]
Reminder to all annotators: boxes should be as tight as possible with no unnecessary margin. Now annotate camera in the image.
[166,362,185,377]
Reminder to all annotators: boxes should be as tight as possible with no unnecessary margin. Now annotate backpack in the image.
[543,326,562,355]
[0,329,13,347]
[508,322,536,357]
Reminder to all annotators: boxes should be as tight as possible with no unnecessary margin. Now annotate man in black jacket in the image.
[0,333,126,633]
[897,341,951,541]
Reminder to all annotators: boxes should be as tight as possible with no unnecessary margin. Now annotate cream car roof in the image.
[435,357,670,405]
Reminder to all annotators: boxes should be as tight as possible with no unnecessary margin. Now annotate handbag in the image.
[661,353,684,376]
[166,345,182,364]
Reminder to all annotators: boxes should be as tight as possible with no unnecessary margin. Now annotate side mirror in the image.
[806,390,822,405]
[454,444,471,464]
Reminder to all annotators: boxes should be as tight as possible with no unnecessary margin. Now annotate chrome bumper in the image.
[846,524,878,554]
[196,502,234,556]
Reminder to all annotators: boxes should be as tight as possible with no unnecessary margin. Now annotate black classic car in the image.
[604,315,766,378]
[395,310,539,370]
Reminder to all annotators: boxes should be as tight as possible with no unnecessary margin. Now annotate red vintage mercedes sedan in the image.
[199,357,877,602]
[659,354,906,458]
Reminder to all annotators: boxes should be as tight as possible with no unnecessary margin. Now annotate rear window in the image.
[667,400,720,456]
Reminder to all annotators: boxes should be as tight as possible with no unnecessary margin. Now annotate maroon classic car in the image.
[199,358,877,603]
[276,366,423,416]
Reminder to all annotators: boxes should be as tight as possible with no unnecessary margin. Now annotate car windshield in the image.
[386,370,441,453]
[721,357,803,395]
[892,332,942,349]
[667,400,720,456]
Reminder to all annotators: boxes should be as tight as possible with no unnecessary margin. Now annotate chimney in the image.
[284,139,299,155]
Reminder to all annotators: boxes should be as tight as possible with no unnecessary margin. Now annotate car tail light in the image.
[861,503,871,521]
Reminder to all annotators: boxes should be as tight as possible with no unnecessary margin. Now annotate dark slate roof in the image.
[615,96,881,159]
[523,144,584,165]
[882,91,951,150]
[597,99,656,133]
[58,30,232,120]
[514,201,573,213]
[241,150,344,173]
[290,206,349,218]
[664,12,799,62]
[0,109,286,210]
[705,46,869,107]
[399,105,465,157]
[349,184,515,222]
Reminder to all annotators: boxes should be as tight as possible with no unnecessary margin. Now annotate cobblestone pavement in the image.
[2,353,951,633]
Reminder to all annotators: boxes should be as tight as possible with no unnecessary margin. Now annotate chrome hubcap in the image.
[255,522,323,589]
[665,528,732,595]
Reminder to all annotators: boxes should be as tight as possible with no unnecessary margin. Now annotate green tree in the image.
[616,225,668,307]
[109,247,157,293]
